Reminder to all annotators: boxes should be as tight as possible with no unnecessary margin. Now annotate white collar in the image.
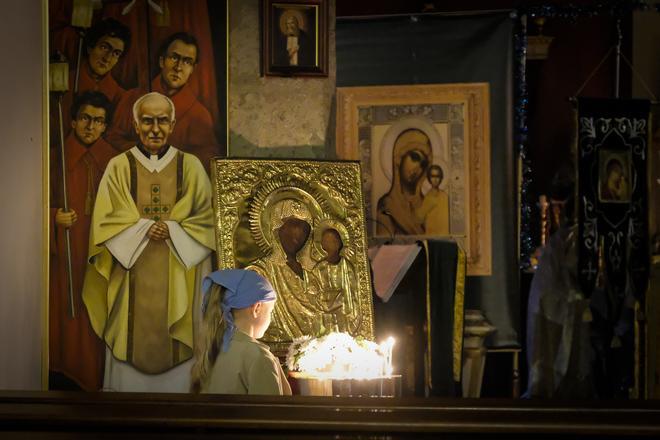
[130,145,178,173]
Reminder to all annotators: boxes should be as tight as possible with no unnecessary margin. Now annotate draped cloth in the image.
[425,240,465,396]
[525,226,594,399]
[372,239,465,397]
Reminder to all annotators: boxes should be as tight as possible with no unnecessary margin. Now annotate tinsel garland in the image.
[514,0,658,270]
[514,12,534,271]
[519,0,658,19]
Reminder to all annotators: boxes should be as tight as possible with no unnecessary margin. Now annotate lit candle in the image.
[380,337,395,377]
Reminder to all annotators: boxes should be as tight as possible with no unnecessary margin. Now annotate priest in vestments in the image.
[106,32,218,174]
[82,92,214,392]
[50,91,117,391]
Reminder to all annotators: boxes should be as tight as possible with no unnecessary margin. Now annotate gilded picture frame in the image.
[261,0,328,77]
[211,158,375,354]
[336,83,492,276]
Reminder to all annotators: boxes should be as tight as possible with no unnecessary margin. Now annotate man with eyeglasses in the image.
[59,18,131,139]
[80,18,130,101]
[107,32,218,174]
[50,91,117,391]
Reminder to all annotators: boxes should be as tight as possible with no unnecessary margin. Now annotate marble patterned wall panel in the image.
[228,0,336,156]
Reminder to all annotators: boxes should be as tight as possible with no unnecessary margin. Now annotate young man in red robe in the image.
[107,32,218,174]
[56,18,131,141]
[49,91,117,390]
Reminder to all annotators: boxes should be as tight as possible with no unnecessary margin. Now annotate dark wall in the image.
[336,13,519,347]
[338,0,633,200]
[527,14,632,197]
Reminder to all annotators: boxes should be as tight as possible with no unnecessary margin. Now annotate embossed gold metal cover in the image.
[211,159,375,353]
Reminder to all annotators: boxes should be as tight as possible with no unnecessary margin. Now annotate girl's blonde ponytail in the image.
[190,284,226,393]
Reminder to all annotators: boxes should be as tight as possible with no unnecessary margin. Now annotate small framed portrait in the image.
[598,150,631,203]
[261,0,328,77]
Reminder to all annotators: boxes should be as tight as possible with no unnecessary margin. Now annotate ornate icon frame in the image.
[261,0,329,77]
[211,158,375,353]
[336,83,492,276]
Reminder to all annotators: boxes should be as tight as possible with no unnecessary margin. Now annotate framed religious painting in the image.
[46,0,227,392]
[336,83,492,276]
[211,158,375,354]
[598,149,631,204]
[261,0,328,77]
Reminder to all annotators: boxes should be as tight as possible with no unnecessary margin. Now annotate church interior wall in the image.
[0,0,45,391]
[0,0,659,406]
[228,0,337,159]
[633,9,660,399]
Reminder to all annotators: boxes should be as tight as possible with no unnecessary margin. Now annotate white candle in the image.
[380,337,395,377]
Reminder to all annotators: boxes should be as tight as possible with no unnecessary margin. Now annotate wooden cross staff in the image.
[50,54,76,319]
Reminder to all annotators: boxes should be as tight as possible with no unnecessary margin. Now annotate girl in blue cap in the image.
[190,269,292,395]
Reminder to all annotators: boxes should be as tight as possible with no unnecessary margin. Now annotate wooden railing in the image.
[1,391,660,438]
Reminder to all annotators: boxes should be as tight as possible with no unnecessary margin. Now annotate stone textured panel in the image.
[228,0,336,155]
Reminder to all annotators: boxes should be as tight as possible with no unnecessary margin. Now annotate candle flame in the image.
[287,332,396,380]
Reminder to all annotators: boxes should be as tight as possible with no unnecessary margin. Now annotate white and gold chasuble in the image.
[130,151,184,373]
[82,146,214,392]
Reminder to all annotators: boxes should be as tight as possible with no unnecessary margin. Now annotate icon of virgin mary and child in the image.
[242,184,361,343]
[376,128,450,237]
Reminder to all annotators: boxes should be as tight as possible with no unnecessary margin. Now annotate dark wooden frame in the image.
[2,392,660,438]
[261,0,328,77]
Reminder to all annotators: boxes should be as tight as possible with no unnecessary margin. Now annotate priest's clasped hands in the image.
[147,221,170,240]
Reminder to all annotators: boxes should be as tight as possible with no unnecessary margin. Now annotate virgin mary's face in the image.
[400,150,428,186]
[277,217,311,256]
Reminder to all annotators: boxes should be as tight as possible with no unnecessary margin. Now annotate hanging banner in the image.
[577,98,649,299]
[577,97,650,397]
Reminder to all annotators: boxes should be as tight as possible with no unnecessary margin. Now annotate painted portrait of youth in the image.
[211,160,375,354]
